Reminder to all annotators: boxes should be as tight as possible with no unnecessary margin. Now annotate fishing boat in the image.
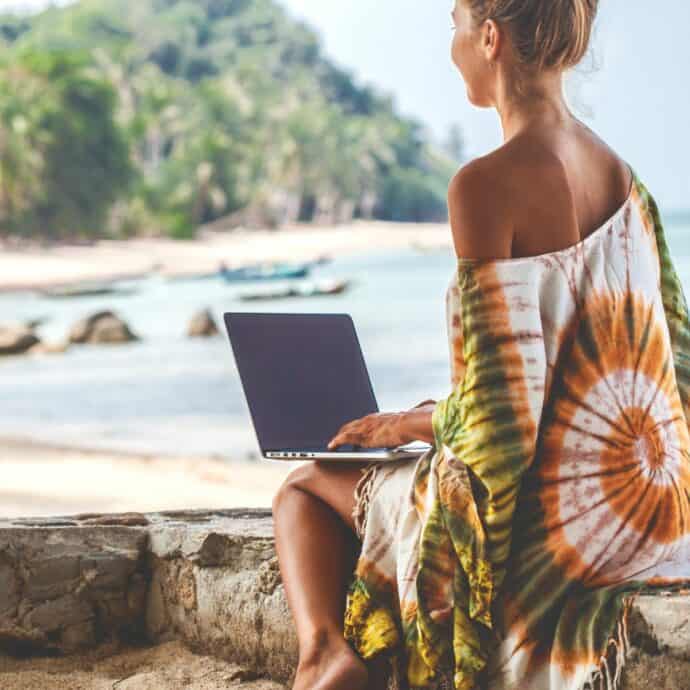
[221,261,311,282]
[238,279,350,301]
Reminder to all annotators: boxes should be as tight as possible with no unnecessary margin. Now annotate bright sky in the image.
[6,0,690,210]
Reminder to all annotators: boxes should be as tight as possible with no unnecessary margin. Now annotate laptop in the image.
[223,312,432,462]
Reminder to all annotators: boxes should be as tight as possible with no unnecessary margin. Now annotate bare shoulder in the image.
[447,151,515,261]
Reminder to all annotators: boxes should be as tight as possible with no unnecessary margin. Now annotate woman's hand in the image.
[327,398,439,450]
[327,412,411,450]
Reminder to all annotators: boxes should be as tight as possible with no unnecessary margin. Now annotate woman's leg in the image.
[271,459,371,690]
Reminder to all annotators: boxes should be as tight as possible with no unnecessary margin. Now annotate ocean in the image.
[1,216,688,461]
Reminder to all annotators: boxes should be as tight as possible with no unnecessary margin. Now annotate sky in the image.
[6,0,690,211]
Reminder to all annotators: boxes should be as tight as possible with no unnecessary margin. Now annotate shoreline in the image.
[0,435,297,519]
[0,220,451,293]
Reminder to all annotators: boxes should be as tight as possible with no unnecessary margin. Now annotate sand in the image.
[0,639,286,689]
[0,436,299,519]
[0,219,451,292]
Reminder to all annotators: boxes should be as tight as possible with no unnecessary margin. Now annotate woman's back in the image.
[462,121,635,262]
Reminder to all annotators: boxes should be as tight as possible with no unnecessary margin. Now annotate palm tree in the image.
[0,62,51,234]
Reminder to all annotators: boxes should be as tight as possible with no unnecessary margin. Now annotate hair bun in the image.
[466,0,599,73]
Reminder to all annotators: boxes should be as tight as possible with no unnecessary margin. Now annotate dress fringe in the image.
[580,596,634,690]
[351,462,383,541]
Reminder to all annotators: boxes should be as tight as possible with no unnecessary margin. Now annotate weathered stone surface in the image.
[187,308,220,337]
[142,509,298,683]
[68,310,139,344]
[0,508,687,689]
[0,522,148,655]
[632,592,690,659]
[24,555,81,600]
[24,593,93,632]
[0,324,40,355]
[0,557,20,616]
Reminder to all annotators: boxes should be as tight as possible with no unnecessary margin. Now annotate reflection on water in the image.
[1,216,688,461]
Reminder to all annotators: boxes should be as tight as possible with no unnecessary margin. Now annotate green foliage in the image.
[0,49,132,239]
[0,0,459,239]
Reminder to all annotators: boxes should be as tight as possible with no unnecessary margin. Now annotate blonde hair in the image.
[465,0,599,92]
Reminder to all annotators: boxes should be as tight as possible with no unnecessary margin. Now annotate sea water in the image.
[0,217,688,461]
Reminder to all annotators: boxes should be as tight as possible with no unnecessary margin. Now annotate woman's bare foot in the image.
[292,632,368,690]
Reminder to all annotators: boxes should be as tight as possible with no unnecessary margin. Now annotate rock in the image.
[187,309,220,337]
[24,316,50,330]
[77,512,150,527]
[68,310,139,344]
[0,521,148,655]
[0,325,40,355]
[27,340,69,355]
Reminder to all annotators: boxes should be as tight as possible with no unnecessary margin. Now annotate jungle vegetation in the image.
[0,0,461,240]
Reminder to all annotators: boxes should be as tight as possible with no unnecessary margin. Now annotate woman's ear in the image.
[482,17,501,63]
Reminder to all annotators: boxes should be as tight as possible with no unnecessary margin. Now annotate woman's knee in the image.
[270,461,361,531]
[271,463,314,511]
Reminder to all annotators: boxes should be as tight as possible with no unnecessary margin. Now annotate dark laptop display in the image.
[224,313,380,452]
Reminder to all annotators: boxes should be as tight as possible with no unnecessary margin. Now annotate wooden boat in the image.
[238,279,350,301]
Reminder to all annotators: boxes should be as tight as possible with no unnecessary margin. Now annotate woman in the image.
[271,1,690,689]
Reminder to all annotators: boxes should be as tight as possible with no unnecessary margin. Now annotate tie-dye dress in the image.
[343,166,690,690]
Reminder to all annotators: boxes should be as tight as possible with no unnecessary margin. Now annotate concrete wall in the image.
[0,508,688,688]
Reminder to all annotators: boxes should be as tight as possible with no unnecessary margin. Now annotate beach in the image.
[0,436,298,519]
[0,219,451,292]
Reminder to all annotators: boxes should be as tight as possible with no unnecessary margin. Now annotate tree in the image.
[0,50,133,239]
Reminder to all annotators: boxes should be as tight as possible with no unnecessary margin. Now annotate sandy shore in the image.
[0,219,451,292]
[0,436,299,519]
[0,639,285,689]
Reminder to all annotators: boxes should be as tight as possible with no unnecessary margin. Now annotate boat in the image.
[221,261,311,282]
[164,269,222,283]
[38,283,140,299]
[238,279,351,301]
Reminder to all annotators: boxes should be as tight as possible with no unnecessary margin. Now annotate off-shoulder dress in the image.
[343,166,690,690]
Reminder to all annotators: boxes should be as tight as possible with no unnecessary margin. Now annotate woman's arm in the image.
[399,402,436,445]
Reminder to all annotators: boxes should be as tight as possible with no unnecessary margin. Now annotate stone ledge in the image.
[0,509,688,688]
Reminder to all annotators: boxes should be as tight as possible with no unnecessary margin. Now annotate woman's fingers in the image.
[328,421,367,449]
[328,413,391,449]
[328,430,361,449]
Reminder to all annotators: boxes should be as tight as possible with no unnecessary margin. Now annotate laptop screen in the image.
[224,313,379,451]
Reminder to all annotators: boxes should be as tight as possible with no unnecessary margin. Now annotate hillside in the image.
[0,0,457,240]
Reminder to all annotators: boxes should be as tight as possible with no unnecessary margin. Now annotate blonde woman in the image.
[271,2,690,689]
